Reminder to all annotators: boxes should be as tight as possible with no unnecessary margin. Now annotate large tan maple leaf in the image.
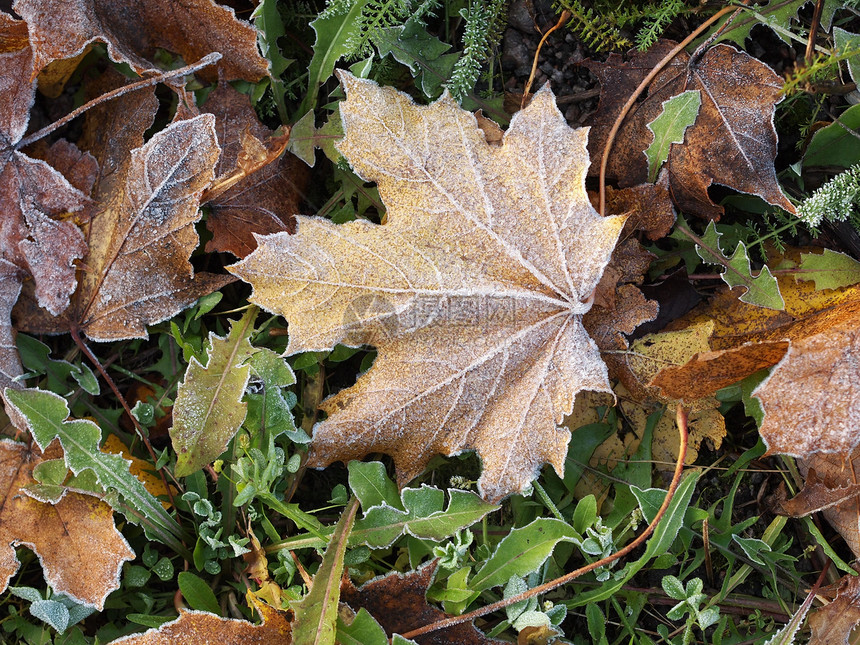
[231,72,625,501]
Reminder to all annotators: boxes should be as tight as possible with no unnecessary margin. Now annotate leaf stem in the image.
[598,4,743,216]
[398,404,690,641]
[532,479,564,521]
[16,52,222,149]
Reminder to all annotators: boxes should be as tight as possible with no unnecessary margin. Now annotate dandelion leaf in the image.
[696,222,784,310]
[797,249,860,291]
[5,388,186,553]
[644,90,701,182]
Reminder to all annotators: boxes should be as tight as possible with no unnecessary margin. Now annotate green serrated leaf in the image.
[177,571,220,614]
[292,498,360,645]
[469,518,580,592]
[299,0,371,115]
[724,242,784,309]
[171,307,258,477]
[269,484,497,552]
[348,460,403,511]
[17,334,99,396]
[645,90,701,182]
[4,388,187,556]
[797,248,860,290]
[374,19,460,99]
[695,222,784,310]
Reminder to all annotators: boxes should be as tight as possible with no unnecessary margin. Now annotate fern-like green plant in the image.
[319,0,440,60]
[781,48,860,96]
[446,0,506,101]
[553,0,631,51]
[553,0,695,52]
[634,0,689,50]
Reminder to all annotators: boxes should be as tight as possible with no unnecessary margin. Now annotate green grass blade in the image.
[292,497,360,645]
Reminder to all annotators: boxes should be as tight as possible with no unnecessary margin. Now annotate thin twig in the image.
[17,52,222,149]
[804,0,825,66]
[598,5,743,216]
[521,10,570,110]
[398,404,690,641]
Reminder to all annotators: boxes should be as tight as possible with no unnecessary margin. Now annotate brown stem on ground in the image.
[398,404,690,641]
[521,10,570,110]
[804,0,825,66]
[69,325,181,513]
[16,52,222,150]
[597,4,745,217]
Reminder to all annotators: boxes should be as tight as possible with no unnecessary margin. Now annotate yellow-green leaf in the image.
[171,306,258,477]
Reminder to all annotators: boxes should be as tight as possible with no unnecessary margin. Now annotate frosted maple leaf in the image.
[231,72,625,501]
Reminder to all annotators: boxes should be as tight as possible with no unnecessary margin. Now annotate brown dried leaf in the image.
[795,450,860,558]
[584,283,658,353]
[585,41,794,220]
[0,438,135,609]
[649,340,789,402]
[17,109,233,341]
[808,574,860,645]
[0,14,89,318]
[777,468,860,519]
[106,593,292,644]
[753,306,860,458]
[202,81,307,258]
[605,172,676,241]
[40,139,99,196]
[340,560,505,645]
[231,73,626,501]
[0,14,88,420]
[14,0,268,83]
[581,178,668,364]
